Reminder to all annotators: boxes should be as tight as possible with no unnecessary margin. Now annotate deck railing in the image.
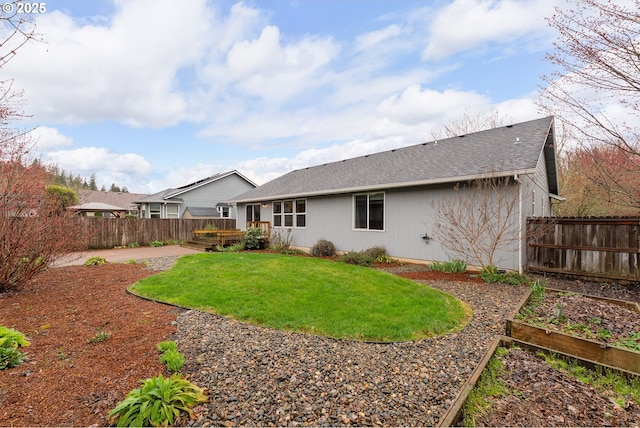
[247,221,271,239]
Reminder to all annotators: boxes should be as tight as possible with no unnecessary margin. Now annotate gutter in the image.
[513,174,523,274]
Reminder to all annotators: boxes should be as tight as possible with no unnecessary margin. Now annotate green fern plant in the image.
[108,373,208,427]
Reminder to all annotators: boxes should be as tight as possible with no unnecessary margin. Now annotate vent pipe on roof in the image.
[515,137,521,144]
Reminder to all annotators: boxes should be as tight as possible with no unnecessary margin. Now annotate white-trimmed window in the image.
[273,201,282,227]
[354,192,384,230]
[273,199,306,228]
[246,204,261,222]
[166,204,179,219]
[149,203,161,219]
[219,206,230,218]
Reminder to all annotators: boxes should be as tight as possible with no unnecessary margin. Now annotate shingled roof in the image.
[231,116,558,203]
[136,170,257,203]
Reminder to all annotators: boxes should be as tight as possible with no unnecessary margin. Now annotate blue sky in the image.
[2,0,560,193]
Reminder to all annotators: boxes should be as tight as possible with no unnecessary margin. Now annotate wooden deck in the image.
[183,229,245,251]
[182,222,271,251]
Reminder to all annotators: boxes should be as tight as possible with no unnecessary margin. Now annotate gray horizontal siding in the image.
[173,174,255,218]
[240,181,537,270]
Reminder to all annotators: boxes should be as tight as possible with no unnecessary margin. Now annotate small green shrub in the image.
[243,227,263,250]
[312,239,336,257]
[108,373,208,427]
[280,249,306,255]
[480,266,530,285]
[215,242,245,252]
[87,331,111,344]
[166,239,179,245]
[0,325,31,349]
[84,256,107,266]
[160,349,185,373]
[150,241,164,247]
[202,223,218,237]
[0,325,30,370]
[127,259,138,264]
[157,341,178,353]
[364,246,387,260]
[339,251,374,266]
[127,242,140,248]
[375,254,397,264]
[0,347,27,370]
[430,259,467,274]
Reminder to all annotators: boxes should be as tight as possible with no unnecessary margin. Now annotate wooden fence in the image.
[526,217,640,282]
[81,218,236,249]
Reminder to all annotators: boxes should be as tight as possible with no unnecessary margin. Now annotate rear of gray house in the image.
[230,117,561,271]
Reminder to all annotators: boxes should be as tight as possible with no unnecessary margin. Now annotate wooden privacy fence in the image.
[527,217,640,282]
[81,218,236,249]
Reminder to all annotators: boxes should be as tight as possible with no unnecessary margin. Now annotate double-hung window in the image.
[273,199,306,228]
[149,203,161,219]
[354,192,384,230]
[166,205,179,219]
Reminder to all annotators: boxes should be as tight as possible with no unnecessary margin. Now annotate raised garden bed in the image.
[505,287,640,373]
[439,336,640,427]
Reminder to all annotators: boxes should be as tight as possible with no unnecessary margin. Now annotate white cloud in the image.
[377,84,491,125]
[494,96,540,123]
[46,147,151,175]
[7,0,213,127]
[223,25,339,101]
[355,24,403,52]
[30,126,73,150]
[422,0,556,60]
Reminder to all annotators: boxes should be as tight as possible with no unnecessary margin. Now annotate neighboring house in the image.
[69,190,149,217]
[136,170,256,219]
[230,117,561,271]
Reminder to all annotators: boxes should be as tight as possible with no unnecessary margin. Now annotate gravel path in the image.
[170,271,529,426]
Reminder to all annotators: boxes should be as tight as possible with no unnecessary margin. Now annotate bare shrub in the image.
[312,239,336,257]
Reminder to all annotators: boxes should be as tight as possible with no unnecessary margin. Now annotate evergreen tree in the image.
[89,173,98,191]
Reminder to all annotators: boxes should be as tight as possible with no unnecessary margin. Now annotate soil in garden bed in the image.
[469,346,640,427]
[518,290,640,350]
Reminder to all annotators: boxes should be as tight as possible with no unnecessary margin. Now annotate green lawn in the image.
[129,253,471,342]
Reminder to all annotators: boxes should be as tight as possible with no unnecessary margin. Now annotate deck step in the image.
[181,241,213,251]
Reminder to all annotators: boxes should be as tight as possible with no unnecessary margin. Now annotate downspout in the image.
[513,174,523,274]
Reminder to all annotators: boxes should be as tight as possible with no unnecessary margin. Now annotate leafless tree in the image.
[432,176,521,270]
[0,1,40,68]
[430,110,513,141]
[539,0,640,211]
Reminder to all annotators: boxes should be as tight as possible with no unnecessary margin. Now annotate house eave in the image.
[231,168,536,204]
